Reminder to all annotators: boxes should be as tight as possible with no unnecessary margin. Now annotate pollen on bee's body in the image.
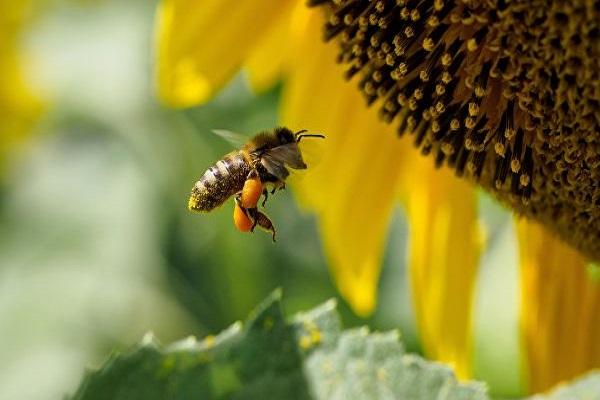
[309,0,600,260]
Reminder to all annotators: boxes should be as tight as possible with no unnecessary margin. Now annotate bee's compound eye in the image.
[241,177,263,208]
[276,127,296,144]
[233,203,253,232]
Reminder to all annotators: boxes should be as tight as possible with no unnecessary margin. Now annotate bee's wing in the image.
[264,143,307,169]
[261,155,290,180]
[259,143,308,180]
[211,129,248,148]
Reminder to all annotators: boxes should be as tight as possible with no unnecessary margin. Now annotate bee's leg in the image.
[246,206,259,233]
[246,207,276,241]
[237,192,260,232]
[257,211,277,242]
[261,189,269,207]
[241,169,263,209]
[234,193,257,232]
[246,169,259,180]
[234,193,244,210]
[270,181,286,195]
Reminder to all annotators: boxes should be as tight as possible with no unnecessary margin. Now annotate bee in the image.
[188,127,325,241]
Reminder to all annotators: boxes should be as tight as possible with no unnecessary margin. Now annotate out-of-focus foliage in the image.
[71,291,487,400]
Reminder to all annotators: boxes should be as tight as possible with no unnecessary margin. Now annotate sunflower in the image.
[310,0,600,263]
[155,0,599,393]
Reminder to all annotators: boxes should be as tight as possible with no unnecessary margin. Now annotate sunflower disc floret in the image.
[310,0,600,260]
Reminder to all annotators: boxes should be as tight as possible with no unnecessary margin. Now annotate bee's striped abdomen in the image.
[188,152,251,212]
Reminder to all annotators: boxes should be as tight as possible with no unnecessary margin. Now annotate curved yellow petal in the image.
[402,157,481,379]
[281,7,409,316]
[517,219,600,393]
[155,0,293,107]
[244,5,294,93]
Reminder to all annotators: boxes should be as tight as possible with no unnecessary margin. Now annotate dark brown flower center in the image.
[309,0,600,260]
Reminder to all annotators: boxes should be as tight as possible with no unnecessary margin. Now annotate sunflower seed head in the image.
[312,0,600,260]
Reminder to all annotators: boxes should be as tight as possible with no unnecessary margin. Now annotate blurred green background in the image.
[0,0,523,398]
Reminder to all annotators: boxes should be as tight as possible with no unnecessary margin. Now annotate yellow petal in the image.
[281,8,409,316]
[244,5,294,93]
[155,0,293,107]
[517,218,600,393]
[402,157,481,379]
[283,2,480,375]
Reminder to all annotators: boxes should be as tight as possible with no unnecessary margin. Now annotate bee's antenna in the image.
[296,133,325,142]
[294,129,308,137]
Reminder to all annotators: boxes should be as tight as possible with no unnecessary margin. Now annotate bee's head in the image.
[275,127,326,144]
[275,127,296,144]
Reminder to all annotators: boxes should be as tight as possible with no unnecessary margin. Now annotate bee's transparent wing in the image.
[211,129,248,148]
[264,143,307,169]
[257,143,304,180]
[296,137,324,170]
[261,155,290,180]
[260,139,325,183]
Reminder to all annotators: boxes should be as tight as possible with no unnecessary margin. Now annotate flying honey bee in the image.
[188,127,325,241]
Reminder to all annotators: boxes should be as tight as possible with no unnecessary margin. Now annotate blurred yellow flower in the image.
[0,1,41,171]
[155,0,599,391]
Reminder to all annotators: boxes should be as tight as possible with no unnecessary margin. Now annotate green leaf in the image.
[70,290,484,400]
[293,305,486,400]
[70,290,600,399]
